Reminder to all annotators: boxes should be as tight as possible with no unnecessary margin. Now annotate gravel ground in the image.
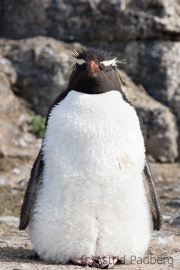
[0,161,180,270]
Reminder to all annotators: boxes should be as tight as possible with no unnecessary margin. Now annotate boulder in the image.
[120,70,178,163]
[0,58,18,113]
[0,37,78,116]
[0,59,40,161]
[1,0,180,41]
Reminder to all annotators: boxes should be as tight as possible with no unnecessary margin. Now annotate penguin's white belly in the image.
[28,90,153,264]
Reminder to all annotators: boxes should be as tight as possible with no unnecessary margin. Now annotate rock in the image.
[171,216,180,226]
[0,178,8,186]
[0,116,39,160]
[166,198,180,208]
[1,0,180,41]
[0,84,19,114]
[157,236,167,245]
[0,57,40,161]
[163,185,180,192]
[0,37,78,116]
[0,58,18,113]
[162,214,172,223]
[171,88,180,124]
[0,56,17,85]
[0,216,19,227]
[120,70,178,162]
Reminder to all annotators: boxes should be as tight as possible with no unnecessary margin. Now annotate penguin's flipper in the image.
[143,160,162,231]
[19,149,44,230]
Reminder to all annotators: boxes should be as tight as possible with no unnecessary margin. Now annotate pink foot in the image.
[70,256,99,267]
[97,256,118,268]
[71,255,118,268]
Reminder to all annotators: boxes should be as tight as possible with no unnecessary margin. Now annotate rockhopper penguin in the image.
[19,48,162,268]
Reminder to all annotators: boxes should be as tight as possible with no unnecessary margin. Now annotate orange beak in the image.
[86,60,100,73]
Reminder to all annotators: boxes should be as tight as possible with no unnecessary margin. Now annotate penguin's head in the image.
[67,48,124,94]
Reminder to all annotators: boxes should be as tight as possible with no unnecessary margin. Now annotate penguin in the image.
[19,48,162,268]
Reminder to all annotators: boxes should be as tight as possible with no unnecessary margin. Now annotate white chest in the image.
[43,90,145,180]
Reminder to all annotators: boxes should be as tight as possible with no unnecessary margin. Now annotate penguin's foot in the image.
[96,256,118,269]
[70,256,99,267]
[71,255,118,268]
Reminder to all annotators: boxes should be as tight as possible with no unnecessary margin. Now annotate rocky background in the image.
[1,0,180,269]
[0,0,180,163]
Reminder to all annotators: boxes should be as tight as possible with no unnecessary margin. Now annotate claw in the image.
[70,256,100,267]
[97,256,118,269]
[70,255,118,268]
